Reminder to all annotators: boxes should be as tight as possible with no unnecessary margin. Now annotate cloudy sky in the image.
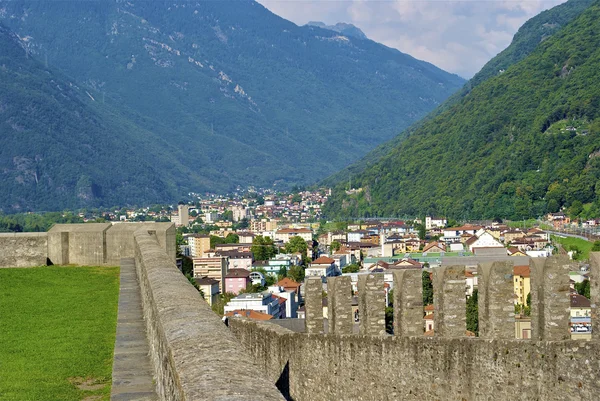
[256,0,567,78]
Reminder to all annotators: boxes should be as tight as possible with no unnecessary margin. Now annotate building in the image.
[223,292,284,319]
[204,211,218,223]
[194,276,220,306]
[178,204,189,227]
[513,265,530,306]
[306,256,336,277]
[425,216,447,230]
[267,285,298,318]
[188,234,210,257]
[193,256,228,292]
[570,293,592,340]
[275,228,312,243]
[215,250,253,270]
[250,219,278,232]
[224,269,252,295]
[232,206,249,222]
[225,309,273,321]
[277,277,302,303]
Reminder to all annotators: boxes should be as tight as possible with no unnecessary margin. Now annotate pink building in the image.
[224,268,252,295]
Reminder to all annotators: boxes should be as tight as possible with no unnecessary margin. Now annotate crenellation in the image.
[327,276,353,334]
[478,261,515,339]
[530,256,572,341]
[392,269,423,337]
[358,273,386,335]
[304,277,324,334]
[433,265,466,337]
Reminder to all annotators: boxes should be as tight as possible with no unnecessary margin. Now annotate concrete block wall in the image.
[133,229,283,401]
[0,233,47,267]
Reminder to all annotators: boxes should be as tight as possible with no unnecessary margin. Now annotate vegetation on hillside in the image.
[0,24,202,212]
[323,0,594,188]
[0,266,119,400]
[0,0,464,199]
[324,1,600,221]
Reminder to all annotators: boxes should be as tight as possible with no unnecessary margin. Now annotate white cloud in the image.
[257,0,567,78]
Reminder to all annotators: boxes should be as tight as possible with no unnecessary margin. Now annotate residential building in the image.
[188,234,211,257]
[193,256,228,292]
[195,276,220,306]
[570,293,592,340]
[275,228,312,243]
[249,271,266,287]
[225,309,273,321]
[232,206,249,222]
[267,285,298,318]
[513,265,530,306]
[466,231,504,253]
[223,292,284,318]
[306,256,336,277]
[216,250,254,270]
[277,277,302,303]
[425,216,447,230]
[204,211,218,223]
[224,268,252,295]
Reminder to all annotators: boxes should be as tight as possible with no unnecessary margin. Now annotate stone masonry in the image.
[392,269,423,337]
[327,276,353,334]
[478,261,514,339]
[304,277,324,334]
[358,273,386,335]
[433,265,466,337]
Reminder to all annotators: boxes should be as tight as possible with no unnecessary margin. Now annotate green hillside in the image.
[323,0,594,185]
[324,1,600,221]
[0,0,464,193]
[0,24,202,212]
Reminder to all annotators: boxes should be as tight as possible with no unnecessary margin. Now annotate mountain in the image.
[323,0,600,221]
[0,23,203,212]
[0,0,464,195]
[323,0,596,186]
[306,21,367,40]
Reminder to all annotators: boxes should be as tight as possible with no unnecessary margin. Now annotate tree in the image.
[569,200,584,218]
[592,241,600,252]
[225,233,239,244]
[330,240,341,252]
[211,292,236,316]
[385,306,394,334]
[285,236,308,256]
[342,263,360,273]
[575,279,591,299]
[466,289,478,336]
[210,235,226,249]
[251,235,277,261]
[416,223,426,240]
[422,271,433,306]
[287,265,305,282]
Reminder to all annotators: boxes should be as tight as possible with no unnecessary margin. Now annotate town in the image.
[76,188,593,340]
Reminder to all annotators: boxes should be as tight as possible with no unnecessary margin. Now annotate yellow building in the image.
[513,265,530,306]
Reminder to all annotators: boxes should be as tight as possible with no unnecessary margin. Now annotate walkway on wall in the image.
[111,258,158,401]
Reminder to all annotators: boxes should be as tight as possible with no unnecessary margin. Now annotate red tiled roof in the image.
[514,265,530,278]
[424,304,434,311]
[225,310,273,320]
[277,277,301,289]
[312,256,335,264]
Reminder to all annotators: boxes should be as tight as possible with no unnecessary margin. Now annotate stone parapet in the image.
[133,229,283,401]
[433,265,466,337]
[478,261,515,339]
[0,232,47,267]
[327,276,353,335]
[304,277,324,334]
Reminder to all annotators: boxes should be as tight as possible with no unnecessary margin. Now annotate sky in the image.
[256,0,567,78]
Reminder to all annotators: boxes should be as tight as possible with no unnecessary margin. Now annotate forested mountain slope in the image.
[0,0,464,190]
[324,1,600,221]
[0,24,201,211]
[322,0,595,186]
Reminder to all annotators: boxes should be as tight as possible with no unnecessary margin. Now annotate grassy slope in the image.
[552,235,593,260]
[0,266,119,401]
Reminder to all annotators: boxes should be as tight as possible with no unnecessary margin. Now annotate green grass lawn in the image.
[0,266,119,401]
[551,235,593,261]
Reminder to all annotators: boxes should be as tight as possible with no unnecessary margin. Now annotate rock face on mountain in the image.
[324,0,600,221]
[0,23,203,211]
[0,0,464,200]
[306,21,368,40]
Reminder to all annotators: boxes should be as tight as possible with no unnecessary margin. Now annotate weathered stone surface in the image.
[134,230,283,401]
[393,269,423,337]
[0,232,47,267]
[230,317,600,401]
[433,265,466,337]
[111,258,158,401]
[591,252,600,341]
[530,256,571,341]
[358,273,386,336]
[327,276,353,335]
[478,261,515,339]
[304,277,324,334]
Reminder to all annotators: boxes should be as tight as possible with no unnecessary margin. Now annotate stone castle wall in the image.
[0,232,47,267]
[133,229,283,400]
[0,222,175,267]
[229,255,600,401]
